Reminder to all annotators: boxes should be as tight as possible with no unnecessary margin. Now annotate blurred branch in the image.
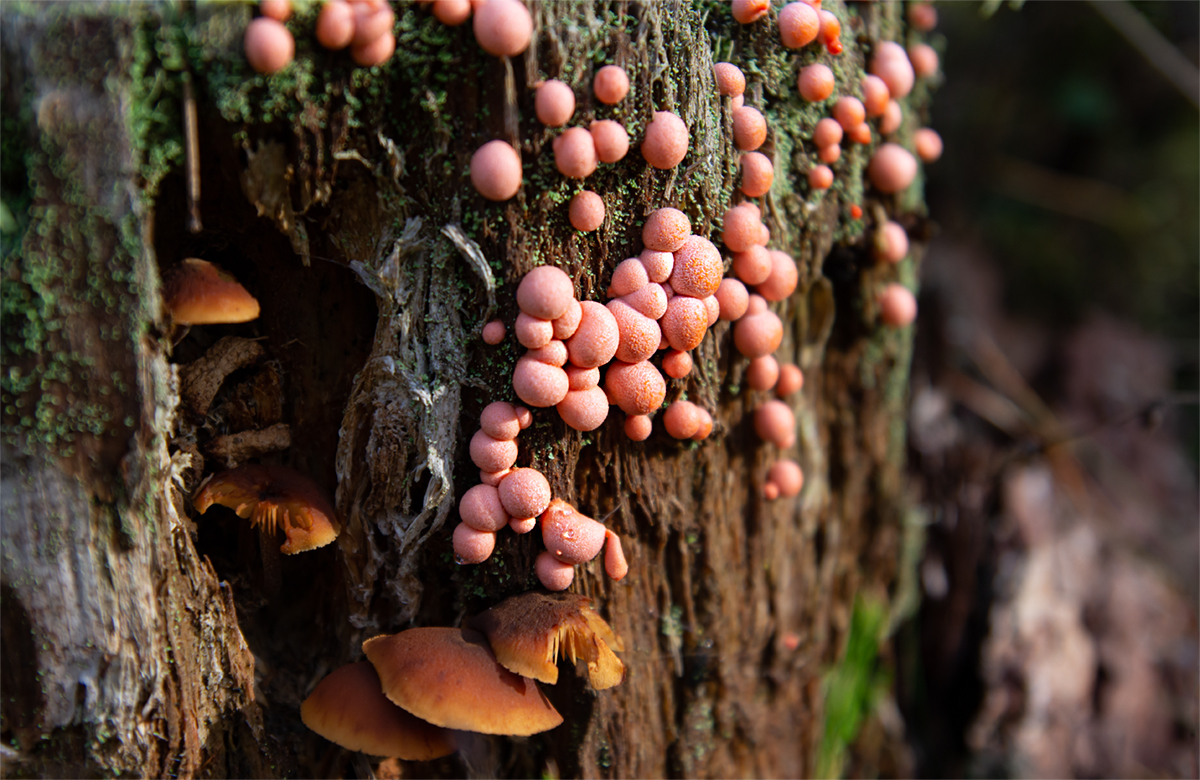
[992,156,1155,233]
[1088,0,1200,110]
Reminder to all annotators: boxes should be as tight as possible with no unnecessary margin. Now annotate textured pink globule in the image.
[535,550,575,590]
[470,140,522,201]
[565,301,619,368]
[662,349,693,379]
[669,236,723,299]
[623,414,653,441]
[715,278,749,321]
[757,250,798,302]
[516,266,574,320]
[480,401,521,440]
[469,429,518,472]
[868,143,918,193]
[459,483,510,532]
[511,357,569,407]
[589,120,629,163]
[472,0,532,57]
[604,530,628,580]
[733,245,772,285]
[514,312,554,349]
[746,355,780,391]
[554,127,598,179]
[569,190,605,232]
[244,18,294,75]
[552,298,583,340]
[481,319,506,345]
[768,459,805,497]
[607,299,661,364]
[755,399,797,448]
[610,258,649,297]
[556,387,610,431]
[714,62,746,96]
[663,400,701,439]
[641,111,689,169]
[497,467,551,519]
[541,499,606,564]
[453,522,496,564]
[642,208,691,253]
[604,360,666,416]
[536,79,575,127]
[593,65,630,105]
[733,310,783,358]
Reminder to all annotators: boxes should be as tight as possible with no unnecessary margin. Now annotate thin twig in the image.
[183,76,202,233]
[1088,0,1200,109]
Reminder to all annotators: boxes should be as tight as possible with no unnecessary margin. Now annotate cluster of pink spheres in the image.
[454,401,628,590]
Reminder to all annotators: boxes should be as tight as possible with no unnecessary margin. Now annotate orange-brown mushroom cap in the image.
[300,661,455,760]
[192,464,340,554]
[466,592,626,689]
[163,258,260,325]
[362,627,563,736]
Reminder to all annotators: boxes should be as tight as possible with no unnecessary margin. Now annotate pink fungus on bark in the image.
[470,140,522,201]
[639,249,674,283]
[715,278,750,321]
[460,484,510,532]
[517,266,574,320]
[472,0,532,57]
[553,127,598,179]
[569,190,605,232]
[565,301,619,368]
[714,62,746,96]
[746,355,780,392]
[776,364,805,396]
[662,349,693,379]
[604,361,666,416]
[470,430,519,472]
[552,299,583,340]
[593,65,630,105]
[733,309,784,358]
[669,236,723,299]
[642,208,691,253]
[535,551,575,590]
[610,258,649,297]
[660,296,709,352]
[453,523,496,564]
[480,401,521,440]
[778,1,820,48]
[732,107,767,151]
[536,80,575,127]
[740,152,775,198]
[732,0,768,24]
[623,414,653,441]
[482,319,506,345]
[755,400,797,448]
[663,400,702,439]
[604,530,628,580]
[515,312,554,349]
[868,143,918,193]
[589,120,630,163]
[498,467,551,520]
[733,245,772,286]
[607,300,661,364]
[512,357,569,407]
[244,18,294,75]
[641,111,689,169]
[757,251,798,302]
[556,387,610,431]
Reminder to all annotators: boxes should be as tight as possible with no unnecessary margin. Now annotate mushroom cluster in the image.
[302,593,624,761]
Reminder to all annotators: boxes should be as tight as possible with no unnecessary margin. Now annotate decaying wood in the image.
[2,2,926,777]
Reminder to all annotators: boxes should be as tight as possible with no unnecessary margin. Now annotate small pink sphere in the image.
[861,75,890,118]
[589,120,630,163]
[868,143,918,193]
[261,0,292,22]
[662,349,693,379]
[470,429,519,471]
[746,355,780,391]
[620,283,668,320]
[733,310,784,358]
[641,111,690,170]
[692,408,713,441]
[459,483,510,532]
[779,1,820,48]
[703,295,720,327]
[536,80,575,127]
[552,298,583,340]
[608,300,661,364]
[764,482,780,501]
[733,245,772,286]
[660,295,708,352]
[715,278,749,321]
[245,17,294,75]
[497,467,552,519]
[740,152,774,198]
[755,399,797,448]
[470,140,522,201]
[453,522,496,564]
[432,0,472,25]
[593,65,630,105]
[525,339,568,367]
[605,360,667,416]
[757,250,798,302]
[624,414,653,441]
[914,128,943,163]
[642,208,692,253]
[515,312,554,349]
[553,127,598,179]
[776,363,804,396]
[535,550,575,590]
[845,122,872,145]
[639,249,674,284]
[818,143,841,164]
[669,236,723,299]
[909,43,939,79]
[473,0,532,57]
[808,165,833,190]
[541,500,607,564]
[732,0,768,24]
[565,364,600,390]
[610,257,650,297]
[798,63,835,102]
[480,468,512,487]
[663,400,702,439]
[604,530,628,580]
[879,99,903,135]
[746,294,768,316]
[351,0,394,47]
[566,301,620,368]
[870,41,915,99]
[481,319,506,344]
[557,386,610,431]
[731,93,745,111]
[722,204,763,253]
[908,2,938,32]
[832,96,865,131]
[509,516,537,534]
[732,107,767,152]
[480,401,522,440]
[714,62,746,97]
[517,265,574,320]
[768,459,804,497]
[512,357,569,407]
[316,0,355,50]
[876,221,909,263]
[569,190,605,232]
[878,283,917,327]
[515,406,533,429]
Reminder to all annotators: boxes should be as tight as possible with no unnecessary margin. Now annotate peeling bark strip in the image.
[2,1,928,777]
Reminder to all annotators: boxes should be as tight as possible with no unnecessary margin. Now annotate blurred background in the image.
[886,2,1198,777]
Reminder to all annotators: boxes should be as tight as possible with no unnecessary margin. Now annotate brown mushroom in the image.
[192,464,340,554]
[362,627,563,736]
[300,661,455,760]
[466,592,626,689]
[162,258,260,325]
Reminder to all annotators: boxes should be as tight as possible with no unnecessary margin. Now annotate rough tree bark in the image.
[1,2,930,777]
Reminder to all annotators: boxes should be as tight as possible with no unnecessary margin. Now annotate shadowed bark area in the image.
[1,2,929,777]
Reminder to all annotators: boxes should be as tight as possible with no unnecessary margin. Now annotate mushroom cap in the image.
[466,591,625,688]
[565,300,620,368]
[498,467,552,519]
[244,17,294,75]
[714,62,746,97]
[470,140,522,201]
[553,127,598,179]
[669,235,723,298]
[589,119,630,163]
[569,190,605,232]
[535,79,575,127]
[472,0,532,57]
[517,265,575,320]
[593,65,630,105]
[300,661,455,760]
[193,464,340,554]
[363,627,563,735]
[163,258,260,325]
[641,111,689,169]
